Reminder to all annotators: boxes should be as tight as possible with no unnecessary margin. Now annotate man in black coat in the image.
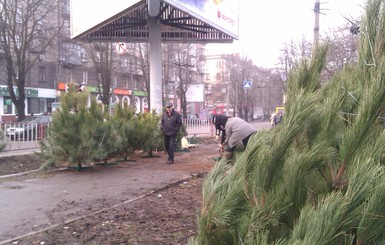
[161,102,182,164]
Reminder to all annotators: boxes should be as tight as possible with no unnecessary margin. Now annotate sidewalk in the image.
[0,141,218,243]
[0,121,271,243]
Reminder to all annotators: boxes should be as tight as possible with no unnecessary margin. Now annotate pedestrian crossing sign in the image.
[243,81,251,89]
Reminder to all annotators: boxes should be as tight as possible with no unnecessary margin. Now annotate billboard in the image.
[186,84,205,102]
[70,0,142,38]
[163,0,239,39]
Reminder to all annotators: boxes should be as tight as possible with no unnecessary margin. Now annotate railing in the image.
[0,119,213,152]
[183,119,214,137]
[0,122,50,151]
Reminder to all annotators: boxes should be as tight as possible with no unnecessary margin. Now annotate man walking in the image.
[161,102,182,164]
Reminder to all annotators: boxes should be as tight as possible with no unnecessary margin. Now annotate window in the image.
[82,71,88,84]
[113,76,118,87]
[96,52,101,62]
[125,78,129,88]
[122,58,129,68]
[39,66,46,82]
[3,97,13,114]
[27,98,46,114]
[38,99,46,114]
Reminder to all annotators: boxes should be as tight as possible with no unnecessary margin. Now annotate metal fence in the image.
[183,119,214,137]
[0,119,213,152]
[0,122,49,151]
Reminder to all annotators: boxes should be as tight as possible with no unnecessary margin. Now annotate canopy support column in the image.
[148,17,163,114]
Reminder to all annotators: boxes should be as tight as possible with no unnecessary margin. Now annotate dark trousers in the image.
[164,135,176,161]
[225,132,255,153]
[242,132,254,148]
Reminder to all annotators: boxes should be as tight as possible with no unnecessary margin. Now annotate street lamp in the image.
[226,64,238,115]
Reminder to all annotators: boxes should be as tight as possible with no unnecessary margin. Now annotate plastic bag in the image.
[181,137,189,149]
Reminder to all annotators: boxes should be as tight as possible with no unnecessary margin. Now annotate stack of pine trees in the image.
[192,0,385,244]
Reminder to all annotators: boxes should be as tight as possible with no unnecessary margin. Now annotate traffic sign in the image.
[243,81,252,89]
[115,42,127,54]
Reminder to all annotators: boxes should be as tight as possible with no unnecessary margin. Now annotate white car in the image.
[6,116,52,140]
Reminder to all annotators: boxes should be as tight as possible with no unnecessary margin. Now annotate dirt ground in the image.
[0,137,220,245]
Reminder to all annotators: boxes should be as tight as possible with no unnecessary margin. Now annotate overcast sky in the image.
[206,0,366,68]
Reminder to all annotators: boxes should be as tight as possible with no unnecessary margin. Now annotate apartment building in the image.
[0,0,150,121]
[0,0,239,121]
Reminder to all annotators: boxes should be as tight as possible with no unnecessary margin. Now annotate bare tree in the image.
[168,43,196,119]
[234,56,253,121]
[136,43,150,100]
[0,0,62,121]
[277,39,313,81]
[322,24,359,80]
[277,24,359,83]
[85,42,115,106]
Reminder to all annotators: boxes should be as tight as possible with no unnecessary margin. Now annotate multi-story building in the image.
[204,54,240,115]
[0,0,150,121]
[0,0,235,121]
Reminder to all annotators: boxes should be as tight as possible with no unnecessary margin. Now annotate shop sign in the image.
[86,85,99,93]
[114,88,132,95]
[57,82,99,93]
[0,85,38,97]
[133,90,148,97]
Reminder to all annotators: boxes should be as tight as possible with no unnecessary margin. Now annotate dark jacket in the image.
[212,114,228,144]
[161,109,182,136]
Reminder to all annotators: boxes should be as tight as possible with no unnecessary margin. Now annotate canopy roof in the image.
[71,0,236,43]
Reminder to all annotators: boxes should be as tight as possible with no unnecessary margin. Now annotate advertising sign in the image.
[186,84,204,102]
[163,0,239,39]
[71,0,142,38]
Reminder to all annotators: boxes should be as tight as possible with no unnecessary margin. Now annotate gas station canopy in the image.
[71,0,238,43]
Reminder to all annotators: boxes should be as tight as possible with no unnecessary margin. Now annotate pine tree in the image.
[139,110,161,157]
[86,100,119,164]
[111,104,137,161]
[39,83,99,170]
[192,1,385,244]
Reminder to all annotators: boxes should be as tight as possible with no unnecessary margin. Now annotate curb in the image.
[0,167,68,180]
[0,169,40,179]
[0,148,39,158]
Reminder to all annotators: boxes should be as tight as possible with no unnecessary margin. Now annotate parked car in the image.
[6,116,52,140]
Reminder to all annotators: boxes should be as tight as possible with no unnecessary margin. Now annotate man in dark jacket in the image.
[161,102,182,164]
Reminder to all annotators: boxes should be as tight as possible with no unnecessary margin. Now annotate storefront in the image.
[56,82,149,113]
[0,85,56,122]
[132,90,148,113]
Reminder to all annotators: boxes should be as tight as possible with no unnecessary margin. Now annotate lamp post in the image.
[226,64,238,115]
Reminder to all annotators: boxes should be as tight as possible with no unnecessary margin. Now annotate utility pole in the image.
[226,64,238,116]
[314,0,320,45]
